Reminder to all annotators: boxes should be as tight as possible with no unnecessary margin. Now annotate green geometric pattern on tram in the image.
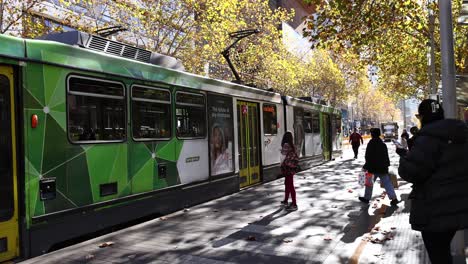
[63,154,92,206]
[128,143,152,181]
[86,144,128,202]
[22,62,186,218]
[44,66,65,107]
[131,158,154,193]
[24,88,43,110]
[25,64,46,106]
[48,108,66,131]
[155,138,181,162]
[24,109,46,175]
[42,114,84,173]
[25,160,44,222]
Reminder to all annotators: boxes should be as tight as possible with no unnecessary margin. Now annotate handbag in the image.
[365,171,374,187]
[358,171,366,186]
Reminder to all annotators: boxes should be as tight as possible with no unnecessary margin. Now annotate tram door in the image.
[321,113,332,161]
[0,66,19,262]
[237,101,260,188]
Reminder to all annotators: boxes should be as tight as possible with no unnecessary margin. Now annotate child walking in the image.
[280,131,299,211]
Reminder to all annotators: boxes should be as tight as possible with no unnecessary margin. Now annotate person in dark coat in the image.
[349,128,364,159]
[359,128,399,205]
[397,99,468,264]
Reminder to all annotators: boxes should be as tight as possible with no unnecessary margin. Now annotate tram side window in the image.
[335,115,342,133]
[312,112,320,133]
[304,111,313,133]
[132,86,171,140]
[67,77,126,143]
[263,104,277,135]
[176,92,206,138]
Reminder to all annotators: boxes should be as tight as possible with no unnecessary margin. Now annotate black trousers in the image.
[352,144,360,158]
[421,230,456,264]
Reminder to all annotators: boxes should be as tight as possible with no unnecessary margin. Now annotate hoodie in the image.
[398,119,468,231]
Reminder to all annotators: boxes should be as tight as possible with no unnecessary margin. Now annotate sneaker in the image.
[280,200,288,207]
[286,204,298,211]
[358,197,370,204]
[390,199,400,206]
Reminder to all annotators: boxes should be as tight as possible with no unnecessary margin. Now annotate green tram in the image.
[0,31,342,261]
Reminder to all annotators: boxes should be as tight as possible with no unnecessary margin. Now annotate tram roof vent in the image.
[38,31,184,71]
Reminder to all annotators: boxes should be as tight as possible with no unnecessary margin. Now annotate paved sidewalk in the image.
[20,144,432,264]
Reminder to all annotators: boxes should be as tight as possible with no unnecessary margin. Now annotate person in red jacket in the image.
[280,131,299,211]
[349,128,364,159]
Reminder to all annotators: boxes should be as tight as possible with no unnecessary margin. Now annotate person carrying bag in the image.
[358,128,399,206]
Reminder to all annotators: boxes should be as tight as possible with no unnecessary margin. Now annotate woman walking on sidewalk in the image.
[359,128,399,205]
[397,99,468,264]
[280,131,299,211]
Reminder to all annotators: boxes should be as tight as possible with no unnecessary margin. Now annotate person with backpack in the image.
[349,128,364,159]
[359,128,399,205]
[280,131,299,211]
[397,99,468,264]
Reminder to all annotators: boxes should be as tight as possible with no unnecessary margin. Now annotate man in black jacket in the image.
[397,99,468,264]
[359,128,399,205]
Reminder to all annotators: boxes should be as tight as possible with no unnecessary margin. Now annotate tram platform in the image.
[18,144,467,264]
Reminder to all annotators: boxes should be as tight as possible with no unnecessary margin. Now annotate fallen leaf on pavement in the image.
[98,241,114,248]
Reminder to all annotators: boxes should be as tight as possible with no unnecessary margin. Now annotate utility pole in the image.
[439,2,464,262]
[428,1,437,95]
[439,0,458,118]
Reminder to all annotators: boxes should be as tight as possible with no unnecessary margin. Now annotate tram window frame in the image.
[304,111,313,134]
[175,91,206,139]
[262,103,278,135]
[67,75,126,144]
[311,111,320,134]
[131,85,172,141]
[335,115,342,134]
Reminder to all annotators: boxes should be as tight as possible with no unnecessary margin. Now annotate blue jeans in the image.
[363,173,397,200]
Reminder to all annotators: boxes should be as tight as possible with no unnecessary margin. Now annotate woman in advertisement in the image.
[210,124,232,175]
